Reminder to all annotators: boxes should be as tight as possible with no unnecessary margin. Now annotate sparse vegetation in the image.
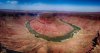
[0,11,100,53]
[26,18,81,42]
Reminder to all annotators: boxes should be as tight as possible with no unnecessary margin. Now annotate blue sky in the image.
[0,0,100,12]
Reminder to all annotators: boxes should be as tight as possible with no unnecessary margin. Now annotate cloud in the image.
[0,3,100,12]
[7,0,18,4]
[19,3,100,12]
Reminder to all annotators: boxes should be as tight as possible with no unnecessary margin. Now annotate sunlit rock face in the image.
[0,12,100,53]
[30,13,73,38]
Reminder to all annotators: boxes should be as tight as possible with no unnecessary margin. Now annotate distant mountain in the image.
[0,9,100,15]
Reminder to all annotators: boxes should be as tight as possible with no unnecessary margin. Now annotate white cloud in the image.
[19,3,100,12]
[0,3,100,12]
[7,0,18,4]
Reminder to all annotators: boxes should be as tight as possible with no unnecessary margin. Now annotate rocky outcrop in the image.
[0,12,100,53]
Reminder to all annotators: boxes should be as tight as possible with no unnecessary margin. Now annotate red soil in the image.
[63,16,100,32]
[0,13,100,53]
[30,17,73,38]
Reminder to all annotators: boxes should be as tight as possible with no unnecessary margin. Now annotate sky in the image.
[0,0,100,12]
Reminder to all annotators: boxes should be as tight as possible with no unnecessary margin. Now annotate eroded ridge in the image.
[26,18,81,42]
